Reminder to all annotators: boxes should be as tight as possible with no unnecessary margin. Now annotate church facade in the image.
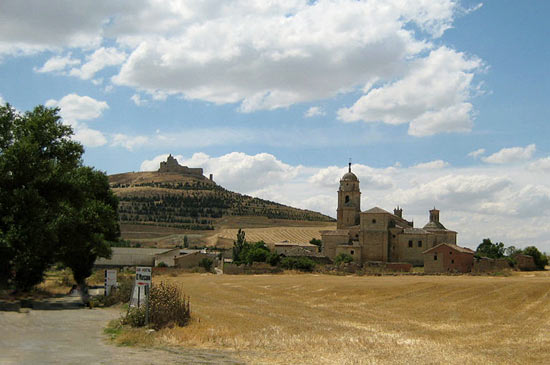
[321,164,457,266]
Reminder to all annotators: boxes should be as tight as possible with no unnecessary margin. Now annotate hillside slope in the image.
[109,171,334,233]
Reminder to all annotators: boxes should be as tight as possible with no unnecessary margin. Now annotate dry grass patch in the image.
[136,273,550,364]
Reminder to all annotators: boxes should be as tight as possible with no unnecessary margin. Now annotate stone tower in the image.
[337,162,361,229]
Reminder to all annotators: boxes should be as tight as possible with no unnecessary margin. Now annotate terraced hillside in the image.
[109,171,334,233]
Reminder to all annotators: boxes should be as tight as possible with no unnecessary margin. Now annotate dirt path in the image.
[0,307,241,365]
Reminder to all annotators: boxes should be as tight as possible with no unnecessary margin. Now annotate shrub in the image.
[309,238,322,252]
[199,258,214,272]
[157,261,168,268]
[267,252,281,266]
[123,282,191,330]
[280,257,316,272]
[334,253,353,266]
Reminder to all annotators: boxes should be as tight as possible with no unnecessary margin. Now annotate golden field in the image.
[119,272,550,364]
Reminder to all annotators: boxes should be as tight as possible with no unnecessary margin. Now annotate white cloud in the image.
[338,47,482,136]
[142,152,301,192]
[34,54,81,73]
[468,148,485,159]
[482,144,536,164]
[304,106,325,118]
[412,160,449,169]
[309,165,393,190]
[529,156,550,171]
[131,94,146,106]
[111,134,149,151]
[69,47,126,80]
[0,95,5,105]
[45,93,108,147]
[74,127,107,147]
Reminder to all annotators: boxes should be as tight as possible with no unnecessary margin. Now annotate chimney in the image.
[429,207,440,223]
[394,206,402,218]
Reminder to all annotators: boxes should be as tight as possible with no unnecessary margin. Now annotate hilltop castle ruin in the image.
[158,154,212,180]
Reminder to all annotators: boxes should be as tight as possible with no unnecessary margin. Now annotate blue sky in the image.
[1,1,549,250]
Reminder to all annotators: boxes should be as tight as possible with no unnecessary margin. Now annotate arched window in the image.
[345,195,350,203]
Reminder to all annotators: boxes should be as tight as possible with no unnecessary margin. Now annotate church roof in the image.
[341,171,358,181]
[423,221,447,230]
[363,207,391,214]
[403,228,431,234]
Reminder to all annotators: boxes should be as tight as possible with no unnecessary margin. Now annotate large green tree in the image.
[0,103,119,291]
[475,238,505,259]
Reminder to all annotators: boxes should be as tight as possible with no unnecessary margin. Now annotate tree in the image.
[309,238,322,252]
[55,167,119,287]
[183,235,189,248]
[522,246,548,270]
[475,238,505,259]
[334,253,353,265]
[0,103,119,291]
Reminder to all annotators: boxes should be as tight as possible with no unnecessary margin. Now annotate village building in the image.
[423,243,475,273]
[321,163,458,266]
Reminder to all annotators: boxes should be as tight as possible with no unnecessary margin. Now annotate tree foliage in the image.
[475,238,505,259]
[0,103,119,290]
[309,238,322,252]
[334,253,353,265]
[522,246,548,270]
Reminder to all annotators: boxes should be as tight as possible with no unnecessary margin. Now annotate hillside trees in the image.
[0,103,119,291]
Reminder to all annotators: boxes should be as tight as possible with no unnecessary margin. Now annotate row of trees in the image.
[231,229,316,271]
[0,104,119,291]
[476,238,548,270]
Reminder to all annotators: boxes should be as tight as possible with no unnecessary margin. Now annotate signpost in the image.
[130,266,152,324]
[104,269,117,296]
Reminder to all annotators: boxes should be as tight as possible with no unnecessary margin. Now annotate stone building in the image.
[321,163,458,266]
[423,243,474,273]
[159,154,205,177]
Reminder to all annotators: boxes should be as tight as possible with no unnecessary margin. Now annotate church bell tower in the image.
[337,162,361,229]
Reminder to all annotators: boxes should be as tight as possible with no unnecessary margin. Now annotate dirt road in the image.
[0,306,241,365]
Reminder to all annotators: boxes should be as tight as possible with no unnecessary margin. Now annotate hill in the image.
[109,170,335,244]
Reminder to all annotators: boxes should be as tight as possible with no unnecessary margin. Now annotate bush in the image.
[123,281,191,330]
[157,262,168,268]
[198,258,214,272]
[280,257,316,272]
[267,252,281,266]
[334,253,353,266]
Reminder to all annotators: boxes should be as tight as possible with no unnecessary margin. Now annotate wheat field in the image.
[136,272,550,364]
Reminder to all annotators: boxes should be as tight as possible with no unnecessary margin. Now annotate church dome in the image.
[341,171,358,181]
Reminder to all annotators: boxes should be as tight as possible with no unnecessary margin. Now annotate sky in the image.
[1,0,549,250]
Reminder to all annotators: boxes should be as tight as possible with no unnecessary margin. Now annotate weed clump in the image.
[123,281,190,330]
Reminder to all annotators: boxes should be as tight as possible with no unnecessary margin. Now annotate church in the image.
[321,163,457,266]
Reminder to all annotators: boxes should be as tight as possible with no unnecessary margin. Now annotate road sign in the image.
[135,266,152,286]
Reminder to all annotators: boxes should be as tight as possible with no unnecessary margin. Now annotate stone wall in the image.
[472,257,511,273]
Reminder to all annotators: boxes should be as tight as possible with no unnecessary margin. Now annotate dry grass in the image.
[133,272,550,364]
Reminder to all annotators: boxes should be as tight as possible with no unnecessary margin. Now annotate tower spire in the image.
[348,157,352,173]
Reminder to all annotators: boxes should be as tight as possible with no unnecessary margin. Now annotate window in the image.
[392,234,396,238]
[449,251,452,255]
[351,250,354,255]
[408,240,413,248]
[434,254,438,261]
[418,241,422,248]
[372,219,376,224]
[345,195,350,203]
[451,259,454,264]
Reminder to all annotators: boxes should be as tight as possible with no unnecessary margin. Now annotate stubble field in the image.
[122,272,550,364]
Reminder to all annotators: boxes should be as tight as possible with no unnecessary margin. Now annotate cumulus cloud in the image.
[309,164,393,190]
[0,95,5,105]
[482,144,536,164]
[45,93,108,147]
[141,152,301,192]
[69,47,126,80]
[338,47,482,136]
[468,148,485,159]
[529,156,550,171]
[131,94,146,106]
[304,106,325,118]
[34,54,81,73]
[412,160,449,169]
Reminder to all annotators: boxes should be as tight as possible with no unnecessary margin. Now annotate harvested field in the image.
[207,225,335,247]
[145,272,550,364]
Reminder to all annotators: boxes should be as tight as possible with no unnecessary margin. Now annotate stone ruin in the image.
[158,154,204,177]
